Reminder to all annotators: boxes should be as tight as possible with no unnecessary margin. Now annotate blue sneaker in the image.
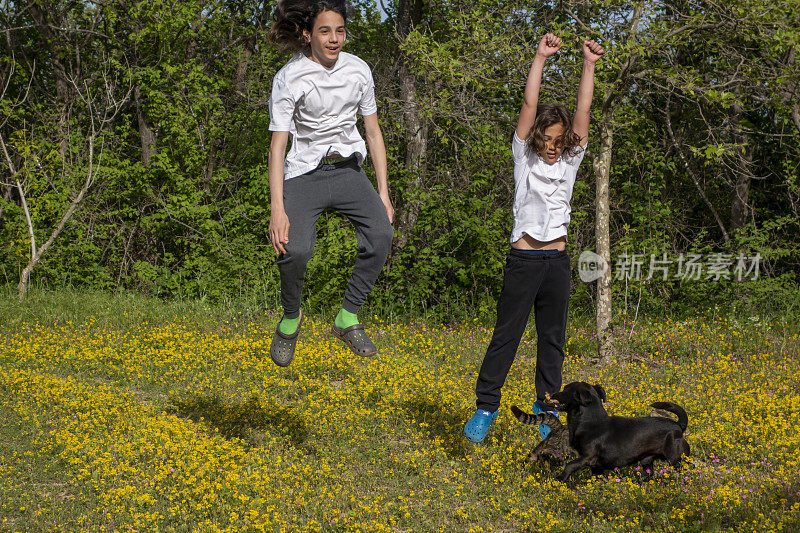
[464,409,499,443]
[531,400,559,440]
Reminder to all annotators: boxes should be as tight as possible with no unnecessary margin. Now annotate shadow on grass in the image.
[400,397,471,459]
[169,394,310,450]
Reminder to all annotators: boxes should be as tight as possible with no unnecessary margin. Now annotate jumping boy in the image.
[266,0,394,366]
[464,33,605,443]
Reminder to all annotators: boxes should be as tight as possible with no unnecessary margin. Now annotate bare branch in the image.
[0,54,35,130]
[665,95,730,243]
[564,6,593,35]
[1,23,113,40]
[0,128,37,257]
[378,0,393,26]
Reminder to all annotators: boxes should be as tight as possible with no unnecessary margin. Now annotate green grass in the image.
[1,291,799,532]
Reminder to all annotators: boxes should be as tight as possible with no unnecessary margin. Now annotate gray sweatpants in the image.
[277,158,393,319]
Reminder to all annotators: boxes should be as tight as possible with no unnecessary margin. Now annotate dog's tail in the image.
[650,402,688,432]
[510,405,562,428]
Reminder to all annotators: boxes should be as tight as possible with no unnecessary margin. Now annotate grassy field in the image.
[1,292,799,532]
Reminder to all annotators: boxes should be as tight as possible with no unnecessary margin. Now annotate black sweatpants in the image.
[277,158,393,319]
[475,248,570,412]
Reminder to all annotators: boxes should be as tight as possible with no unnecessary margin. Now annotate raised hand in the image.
[573,40,604,146]
[536,33,562,59]
[517,33,561,140]
[583,39,605,63]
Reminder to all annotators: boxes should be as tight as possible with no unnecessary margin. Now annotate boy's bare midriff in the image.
[511,234,566,251]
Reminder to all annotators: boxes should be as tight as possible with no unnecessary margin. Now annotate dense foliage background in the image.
[1,0,798,319]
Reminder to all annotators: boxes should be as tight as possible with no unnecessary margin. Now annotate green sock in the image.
[334,308,359,329]
[279,314,301,335]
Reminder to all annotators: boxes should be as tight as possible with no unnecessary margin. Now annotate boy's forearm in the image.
[369,138,389,195]
[268,131,290,211]
[575,60,597,113]
[523,55,547,108]
[365,121,389,195]
[269,152,285,211]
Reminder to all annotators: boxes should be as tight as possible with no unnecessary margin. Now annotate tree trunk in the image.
[792,104,800,134]
[134,86,157,165]
[590,2,644,360]
[18,260,35,299]
[729,104,752,232]
[398,0,423,33]
[16,135,99,299]
[392,65,428,254]
[28,2,72,160]
[0,127,38,299]
[17,180,90,299]
[233,38,254,97]
[593,101,615,361]
[17,3,80,298]
[730,165,751,231]
[391,0,427,258]
[783,48,800,133]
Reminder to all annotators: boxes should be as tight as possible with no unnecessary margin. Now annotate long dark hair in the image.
[526,103,582,158]
[267,0,349,51]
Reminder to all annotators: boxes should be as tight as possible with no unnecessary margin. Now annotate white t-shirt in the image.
[268,51,378,180]
[510,132,586,243]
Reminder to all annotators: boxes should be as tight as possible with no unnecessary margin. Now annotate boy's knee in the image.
[281,243,315,267]
[373,222,394,256]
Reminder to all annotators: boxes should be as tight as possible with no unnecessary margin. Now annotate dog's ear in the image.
[578,388,595,406]
[593,384,607,402]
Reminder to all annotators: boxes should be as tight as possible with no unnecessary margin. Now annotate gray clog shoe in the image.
[331,323,377,357]
[270,313,303,367]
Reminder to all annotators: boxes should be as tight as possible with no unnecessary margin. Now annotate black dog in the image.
[548,382,690,482]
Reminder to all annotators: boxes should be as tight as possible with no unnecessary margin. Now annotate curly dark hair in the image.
[525,103,582,158]
[267,0,349,51]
